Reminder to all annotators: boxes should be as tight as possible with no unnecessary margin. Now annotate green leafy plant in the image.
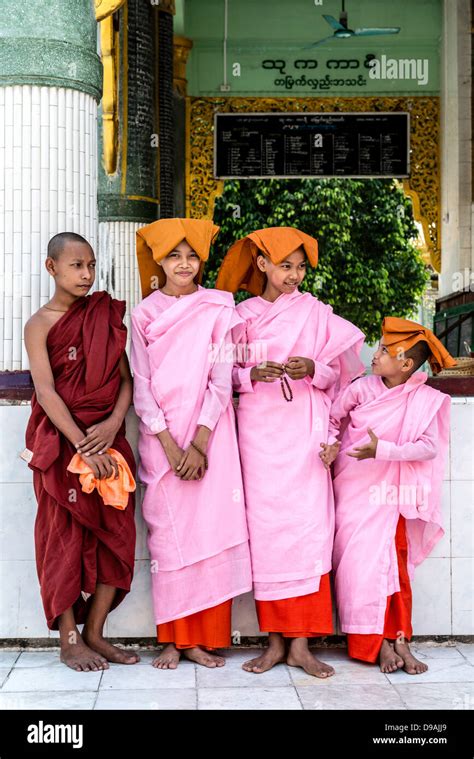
[206,178,428,344]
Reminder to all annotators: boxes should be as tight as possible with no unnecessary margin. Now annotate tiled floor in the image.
[0,644,472,710]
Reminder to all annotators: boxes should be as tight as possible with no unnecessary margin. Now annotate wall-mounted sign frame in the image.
[214,112,410,179]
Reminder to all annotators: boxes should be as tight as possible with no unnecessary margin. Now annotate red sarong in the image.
[347,515,413,662]
[256,572,334,637]
[25,292,136,630]
[157,600,232,650]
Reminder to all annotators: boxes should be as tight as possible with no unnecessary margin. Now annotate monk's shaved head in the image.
[47,232,92,261]
[404,340,431,371]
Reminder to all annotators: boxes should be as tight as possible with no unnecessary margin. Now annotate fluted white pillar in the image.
[0,85,98,370]
[98,221,144,352]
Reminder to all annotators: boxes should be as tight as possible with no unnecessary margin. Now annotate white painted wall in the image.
[0,400,472,641]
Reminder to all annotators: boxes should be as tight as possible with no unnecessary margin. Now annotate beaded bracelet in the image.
[190,440,209,470]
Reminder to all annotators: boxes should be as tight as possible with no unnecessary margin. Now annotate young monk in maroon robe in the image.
[24,232,138,672]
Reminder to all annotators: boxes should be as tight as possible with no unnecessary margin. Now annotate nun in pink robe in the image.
[216,227,365,636]
[131,219,251,650]
[329,318,454,662]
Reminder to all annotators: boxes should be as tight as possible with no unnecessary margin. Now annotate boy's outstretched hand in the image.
[347,428,379,460]
[319,441,341,469]
[284,356,315,380]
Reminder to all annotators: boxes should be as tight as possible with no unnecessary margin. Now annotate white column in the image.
[97,221,144,353]
[0,85,98,370]
[439,0,472,296]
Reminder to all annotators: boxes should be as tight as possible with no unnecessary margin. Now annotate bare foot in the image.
[394,639,428,674]
[182,647,226,668]
[242,633,286,674]
[153,643,181,669]
[379,639,404,673]
[82,632,140,665]
[60,640,109,672]
[287,638,335,679]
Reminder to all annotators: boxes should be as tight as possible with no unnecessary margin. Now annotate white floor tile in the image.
[289,658,387,686]
[0,652,20,668]
[15,651,61,667]
[384,658,474,684]
[2,665,102,692]
[394,682,474,710]
[99,659,195,690]
[410,644,465,660]
[196,649,292,688]
[296,683,407,710]
[457,644,474,664]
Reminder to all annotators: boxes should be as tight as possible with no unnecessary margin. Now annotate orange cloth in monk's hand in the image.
[67,448,136,510]
[136,218,220,297]
[256,572,333,638]
[381,317,456,375]
[347,515,413,663]
[157,600,232,650]
[216,226,318,296]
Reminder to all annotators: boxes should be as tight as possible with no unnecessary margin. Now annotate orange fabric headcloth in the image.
[215,226,318,295]
[136,218,220,297]
[381,317,457,375]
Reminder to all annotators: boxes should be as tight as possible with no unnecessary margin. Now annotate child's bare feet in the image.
[394,639,428,674]
[242,633,286,673]
[379,639,404,673]
[287,638,335,678]
[182,647,226,667]
[82,632,140,664]
[60,639,109,672]
[153,643,181,669]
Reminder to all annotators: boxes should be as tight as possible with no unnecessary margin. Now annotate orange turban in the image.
[215,227,318,295]
[381,317,457,375]
[136,218,220,297]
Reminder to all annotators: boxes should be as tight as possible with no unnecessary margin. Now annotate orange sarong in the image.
[255,572,333,638]
[347,515,413,663]
[157,599,232,650]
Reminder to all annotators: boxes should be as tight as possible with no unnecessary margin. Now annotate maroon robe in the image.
[25,291,136,630]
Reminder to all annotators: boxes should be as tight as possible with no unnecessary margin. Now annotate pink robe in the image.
[232,290,365,601]
[330,372,450,634]
[131,286,252,624]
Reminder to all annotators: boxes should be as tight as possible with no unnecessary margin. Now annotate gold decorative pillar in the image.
[95,0,126,21]
[173,36,193,96]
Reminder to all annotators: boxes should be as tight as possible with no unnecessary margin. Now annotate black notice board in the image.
[214,112,410,179]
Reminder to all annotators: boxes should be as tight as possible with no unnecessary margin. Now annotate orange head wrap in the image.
[215,227,318,295]
[136,218,220,297]
[381,317,457,375]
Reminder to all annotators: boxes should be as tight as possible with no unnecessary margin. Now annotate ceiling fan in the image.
[308,0,401,47]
